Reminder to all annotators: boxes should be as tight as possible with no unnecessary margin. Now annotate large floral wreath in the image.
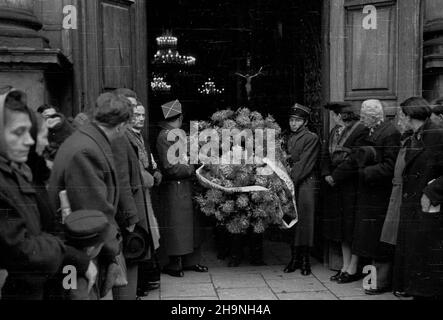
[194,108,298,234]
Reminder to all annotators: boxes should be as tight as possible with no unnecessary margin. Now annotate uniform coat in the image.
[393,120,443,298]
[351,121,401,259]
[156,123,200,256]
[321,121,369,243]
[287,127,320,247]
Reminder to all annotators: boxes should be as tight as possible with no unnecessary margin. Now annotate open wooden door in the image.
[328,0,423,117]
[78,0,148,111]
[323,0,423,269]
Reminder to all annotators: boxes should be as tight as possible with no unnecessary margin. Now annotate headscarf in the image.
[0,86,28,158]
[0,86,33,181]
[361,99,384,123]
[361,99,385,135]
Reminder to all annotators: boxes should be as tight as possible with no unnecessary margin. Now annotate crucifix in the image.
[236,66,263,101]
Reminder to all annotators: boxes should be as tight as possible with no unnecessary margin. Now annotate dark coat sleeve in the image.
[423,132,443,205]
[111,137,140,229]
[363,128,401,183]
[320,133,332,177]
[64,150,116,221]
[156,131,194,180]
[290,134,320,186]
[331,126,369,184]
[0,197,89,276]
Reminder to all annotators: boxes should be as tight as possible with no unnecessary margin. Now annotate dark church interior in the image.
[147,0,323,137]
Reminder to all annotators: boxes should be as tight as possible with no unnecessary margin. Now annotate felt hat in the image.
[324,102,355,114]
[123,225,151,263]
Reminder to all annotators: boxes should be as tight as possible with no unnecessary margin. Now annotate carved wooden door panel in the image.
[329,0,423,116]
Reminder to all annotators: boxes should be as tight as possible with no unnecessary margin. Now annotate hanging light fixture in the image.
[153,32,196,66]
[198,78,224,95]
[150,75,171,93]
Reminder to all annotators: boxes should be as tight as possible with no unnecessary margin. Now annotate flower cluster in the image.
[195,108,296,234]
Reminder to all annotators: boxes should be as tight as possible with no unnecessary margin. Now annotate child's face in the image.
[86,242,105,259]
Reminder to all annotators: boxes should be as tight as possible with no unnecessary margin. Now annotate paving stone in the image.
[163,296,219,300]
[212,273,268,289]
[140,290,160,301]
[266,278,327,293]
[161,283,217,299]
[277,291,338,300]
[161,272,212,284]
[311,264,339,282]
[209,266,275,275]
[217,287,278,300]
[260,268,317,280]
[341,294,399,300]
[323,280,367,297]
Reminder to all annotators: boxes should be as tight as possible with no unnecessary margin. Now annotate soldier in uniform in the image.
[284,104,320,276]
[156,100,208,277]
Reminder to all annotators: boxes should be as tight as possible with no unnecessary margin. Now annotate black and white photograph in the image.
[1,0,443,308]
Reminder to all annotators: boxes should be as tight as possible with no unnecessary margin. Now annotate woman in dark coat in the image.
[284,104,320,276]
[392,97,443,299]
[0,87,91,300]
[351,100,401,294]
[320,102,369,284]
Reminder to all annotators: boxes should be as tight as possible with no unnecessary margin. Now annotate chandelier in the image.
[198,78,224,95]
[150,75,171,93]
[153,33,196,66]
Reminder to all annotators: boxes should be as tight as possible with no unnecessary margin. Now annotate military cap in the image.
[289,103,311,120]
[64,210,112,248]
[161,100,182,120]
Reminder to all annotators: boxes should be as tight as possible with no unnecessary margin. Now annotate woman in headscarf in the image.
[0,86,93,300]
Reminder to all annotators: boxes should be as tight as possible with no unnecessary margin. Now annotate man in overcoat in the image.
[156,100,208,277]
[49,92,132,298]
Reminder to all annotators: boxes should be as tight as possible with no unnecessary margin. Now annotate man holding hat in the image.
[320,102,369,284]
[284,103,320,276]
[156,100,208,277]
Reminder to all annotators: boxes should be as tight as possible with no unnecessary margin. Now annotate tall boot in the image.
[249,233,266,266]
[300,246,312,276]
[228,234,243,267]
[284,245,301,273]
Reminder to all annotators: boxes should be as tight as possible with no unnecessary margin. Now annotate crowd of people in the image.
[1,83,443,300]
[285,97,443,300]
[0,86,206,300]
